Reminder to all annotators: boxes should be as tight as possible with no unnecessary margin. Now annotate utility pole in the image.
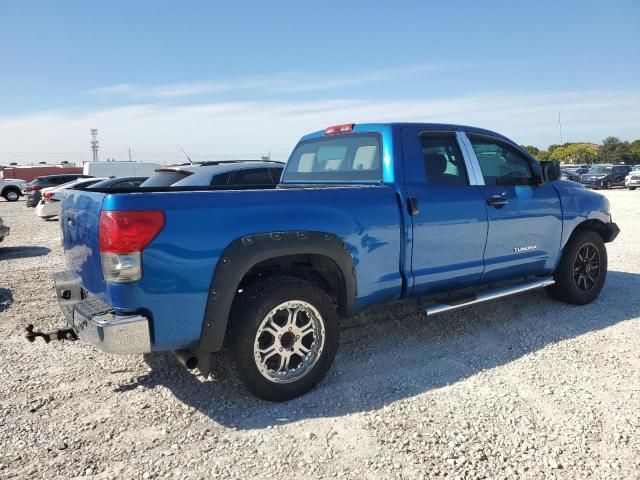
[128,148,132,162]
[90,129,99,162]
[558,112,563,145]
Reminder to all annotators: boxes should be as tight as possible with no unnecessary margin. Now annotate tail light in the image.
[43,192,54,200]
[99,210,165,283]
[26,185,42,192]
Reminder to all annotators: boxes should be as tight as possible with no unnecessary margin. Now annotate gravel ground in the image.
[0,190,639,480]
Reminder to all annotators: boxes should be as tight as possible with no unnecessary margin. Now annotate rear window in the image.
[140,170,192,187]
[282,134,381,183]
[71,179,104,190]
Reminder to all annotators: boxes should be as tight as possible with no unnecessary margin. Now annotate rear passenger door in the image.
[401,128,489,295]
[461,132,562,281]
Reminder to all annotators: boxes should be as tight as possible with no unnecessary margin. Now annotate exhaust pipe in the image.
[174,350,198,370]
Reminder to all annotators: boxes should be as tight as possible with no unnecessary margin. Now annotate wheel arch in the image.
[569,219,616,244]
[196,231,356,354]
[1,185,21,197]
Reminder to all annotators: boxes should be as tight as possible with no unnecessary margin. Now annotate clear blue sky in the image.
[1,1,639,163]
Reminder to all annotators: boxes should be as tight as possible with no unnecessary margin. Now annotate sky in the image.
[0,0,639,165]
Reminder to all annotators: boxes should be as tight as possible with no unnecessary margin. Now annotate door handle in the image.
[487,195,508,208]
[407,197,420,216]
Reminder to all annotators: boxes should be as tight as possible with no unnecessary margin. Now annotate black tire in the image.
[547,229,607,305]
[629,187,636,191]
[2,188,20,202]
[228,276,339,401]
[603,180,612,189]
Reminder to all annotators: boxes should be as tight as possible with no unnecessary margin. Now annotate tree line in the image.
[522,137,640,165]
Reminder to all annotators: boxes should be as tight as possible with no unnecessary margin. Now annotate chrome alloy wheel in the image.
[253,300,325,384]
[574,243,600,291]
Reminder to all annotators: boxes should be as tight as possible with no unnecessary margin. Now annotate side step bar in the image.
[425,277,555,316]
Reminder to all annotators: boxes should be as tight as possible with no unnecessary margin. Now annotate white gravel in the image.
[0,190,639,480]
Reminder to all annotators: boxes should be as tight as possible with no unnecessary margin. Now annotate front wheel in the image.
[603,180,612,189]
[629,187,636,191]
[547,229,607,305]
[229,276,339,401]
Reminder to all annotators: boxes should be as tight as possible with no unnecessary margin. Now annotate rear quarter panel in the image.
[101,186,403,349]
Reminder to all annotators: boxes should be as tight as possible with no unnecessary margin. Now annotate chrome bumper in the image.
[53,271,151,355]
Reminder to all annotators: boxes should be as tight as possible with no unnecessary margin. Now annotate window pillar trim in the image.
[456,131,485,186]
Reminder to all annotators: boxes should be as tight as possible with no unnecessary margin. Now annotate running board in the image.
[425,277,555,316]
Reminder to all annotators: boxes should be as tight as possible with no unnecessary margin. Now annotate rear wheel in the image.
[629,187,636,191]
[603,180,612,189]
[547,229,607,305]
[229,276,339,401]
[2,189,20,202]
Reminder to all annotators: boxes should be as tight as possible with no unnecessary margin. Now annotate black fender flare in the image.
[196,231,357,353]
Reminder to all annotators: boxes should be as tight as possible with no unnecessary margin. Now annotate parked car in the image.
[45,122,618,401]
[561,164,589,176]
[0,178,26,202]
[0,215,9,243]
[580,164,632,189]
[87,176,148,190]
[625,169,640,190]
[24,174,92,207]
[560,169,581,182]
[139,160,284,188]
[35,177,106,219]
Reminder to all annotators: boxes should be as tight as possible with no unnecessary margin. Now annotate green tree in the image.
[547,143,598,164]
[597,137,632,164]
[522,145,540,157]
[537,150,551,161]
[629,139,640,164]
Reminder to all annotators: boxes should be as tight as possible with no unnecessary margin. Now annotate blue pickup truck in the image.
[48,123,619,401]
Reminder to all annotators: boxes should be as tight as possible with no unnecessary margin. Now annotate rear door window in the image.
[228,168,274,186]
[269,167,283,183]
[210,173,231,186]
[420,133,469,186]
[283,134,381,183]
[140,170,192,187]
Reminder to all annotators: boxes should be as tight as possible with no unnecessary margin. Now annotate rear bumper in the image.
[0,225,9,241]
[603,222,620,243]
[53,271,151,354]
[35,200,60,218]
[25,193,40,207]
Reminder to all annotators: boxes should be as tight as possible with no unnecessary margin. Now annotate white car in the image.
[626,169,640,190]
[35,177,105,219]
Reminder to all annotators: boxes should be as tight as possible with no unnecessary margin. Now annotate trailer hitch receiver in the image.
[25,324,78,344]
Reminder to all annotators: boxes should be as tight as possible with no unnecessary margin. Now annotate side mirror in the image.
[541,161,562,182]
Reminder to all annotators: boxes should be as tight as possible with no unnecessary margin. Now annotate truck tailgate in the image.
[60,189,106,298]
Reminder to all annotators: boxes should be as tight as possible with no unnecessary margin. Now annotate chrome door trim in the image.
[456,131,485,186]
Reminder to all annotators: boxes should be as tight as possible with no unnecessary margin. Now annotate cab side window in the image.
[468,135,535,186]
[420,133,469,186]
